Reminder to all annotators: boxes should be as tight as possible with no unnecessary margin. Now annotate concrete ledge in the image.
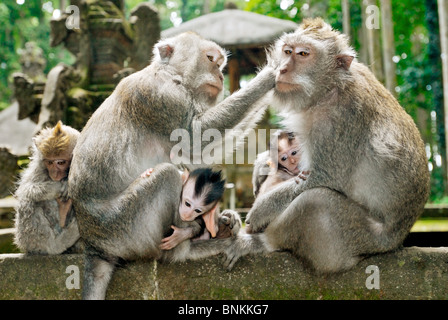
[0,247,447,300]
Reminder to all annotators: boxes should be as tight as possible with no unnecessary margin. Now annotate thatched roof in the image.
[161,9,298,48]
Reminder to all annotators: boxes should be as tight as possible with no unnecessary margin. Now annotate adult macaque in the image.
[68,32,274,299]
[14,121,81,254]
[139,167,240,250]
[253,130,308,198]
[222,18,430,273]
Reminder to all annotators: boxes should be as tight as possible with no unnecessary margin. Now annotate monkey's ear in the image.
[156,42,174,63]
[336,54,354,71]
[181,169,190,184]
[203,203,219,238]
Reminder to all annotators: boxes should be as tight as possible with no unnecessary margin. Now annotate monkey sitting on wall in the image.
[216,18,430,273]
[68,32,275,299]
[253,130,309,198]
[14,121,82,254]
[139,167,241,251]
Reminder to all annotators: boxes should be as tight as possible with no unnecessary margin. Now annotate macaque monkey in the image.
[219,18,430,273]
[68,32,275,299]
[14,121,82,254]
[139,167,241,250]
[253,130,308,198]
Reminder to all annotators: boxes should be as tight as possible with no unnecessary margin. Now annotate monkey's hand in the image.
[295,170,310,183]
[160,225,194,250]
[60,180,69,201]
[216,210,242,239]
[56,197,72,228]
[140,168,154,178]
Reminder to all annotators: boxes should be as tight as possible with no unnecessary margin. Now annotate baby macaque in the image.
[14,121,82,254]
[140,167,241,251]
[254,130,309,197]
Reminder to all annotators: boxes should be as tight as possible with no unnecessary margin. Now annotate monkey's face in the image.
[179,179,216,222]
[43,153,72,181]
[155,33,227,105]
[192,47,226,103]
[277,138,301,175]
[274,40,319,95]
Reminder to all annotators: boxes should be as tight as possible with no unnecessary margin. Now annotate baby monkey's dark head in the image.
[179,168,226,237]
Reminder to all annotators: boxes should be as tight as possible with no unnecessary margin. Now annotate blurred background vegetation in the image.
[0,0,447,202]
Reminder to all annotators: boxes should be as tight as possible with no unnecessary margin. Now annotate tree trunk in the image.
[342,0,351,39]
[362,0,384,83]
[380,0,397,95]
[439,0,448,176]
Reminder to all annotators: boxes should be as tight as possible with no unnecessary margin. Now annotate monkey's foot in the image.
[216,210,242,239]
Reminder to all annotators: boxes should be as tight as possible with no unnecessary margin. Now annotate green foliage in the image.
[0,0,74,111]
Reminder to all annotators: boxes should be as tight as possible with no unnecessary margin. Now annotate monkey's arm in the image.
[15,165,65,202]
[252,151,270,197]
[14,200,79,254]
[160,224,201,250]
[195,67,275,132]
[245,179,299,233]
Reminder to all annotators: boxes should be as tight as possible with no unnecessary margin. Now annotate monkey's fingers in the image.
[223,253,240,271]
[140,168,155,178]
[160,237,177,250]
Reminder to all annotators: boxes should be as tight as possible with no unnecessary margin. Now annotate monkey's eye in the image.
[195,209,202,214]
[185,201,191,207]
[284,49,293,55]
[281,156,287,161]
[207,55,214,62]
[298,51,310,57]
[291,151,297,156]
[56,160,67,166]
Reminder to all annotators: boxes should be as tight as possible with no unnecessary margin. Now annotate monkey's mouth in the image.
[276,81,299,92]
[206,83,223,93]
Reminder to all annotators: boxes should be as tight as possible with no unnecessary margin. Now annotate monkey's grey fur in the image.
[68,32,275,299]
[220,18,430,273]
[14,125,81,255]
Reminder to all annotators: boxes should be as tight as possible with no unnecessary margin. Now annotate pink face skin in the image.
[179,179,216,222]
[276,44,313,93]
[43,152,72,182]
[278,138,301,175]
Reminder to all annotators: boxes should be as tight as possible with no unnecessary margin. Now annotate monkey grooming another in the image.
[220,18,430,273]
[14,121,82,254]
[68,32,275,299]
[139,167,241,251]
[253,130,308,198]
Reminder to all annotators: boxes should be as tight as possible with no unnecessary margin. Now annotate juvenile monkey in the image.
[139,167,241,250]
[219,18,430,273]
[253,130,308,197]
[68,32,274,299]
[14,121,81,254]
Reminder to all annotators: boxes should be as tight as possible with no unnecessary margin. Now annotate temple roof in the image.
[161,9,298,48]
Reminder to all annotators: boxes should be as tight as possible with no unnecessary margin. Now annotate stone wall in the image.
[0,247,447,300]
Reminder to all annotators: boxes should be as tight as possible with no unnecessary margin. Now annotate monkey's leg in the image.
[265,187,379,273]
[82,248,118,300]
[246,179,299,233]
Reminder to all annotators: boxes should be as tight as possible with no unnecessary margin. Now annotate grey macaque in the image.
[68,32,274,299]
[14,121,82,254]
[221,18,430,273]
